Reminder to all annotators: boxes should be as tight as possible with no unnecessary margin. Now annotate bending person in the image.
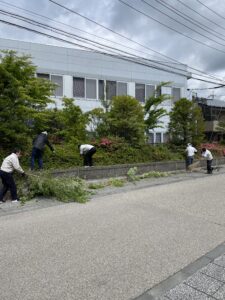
[78,144,96,167]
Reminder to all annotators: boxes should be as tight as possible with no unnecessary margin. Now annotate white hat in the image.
[42,131,48,135]
[187,143,191,146]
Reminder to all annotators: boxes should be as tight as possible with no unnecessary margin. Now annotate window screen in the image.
[135,83,145,103]
[86,79,97,99]
[37,73,50,80]
[117,82,127,96]
[98,80,104,100]
[51,75,63,97]
[155,132,162,143]
[148,133,154,144]
[73,77,85,98]
[146,85,155,99]
[163,133,169,143]
[106,81,116,100]
[172,88,181,102]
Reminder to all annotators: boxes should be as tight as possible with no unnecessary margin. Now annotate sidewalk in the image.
[136,243,225,300]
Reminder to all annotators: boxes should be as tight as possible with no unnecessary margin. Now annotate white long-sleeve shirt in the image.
[185,145,197,157]
[79,144,94,155]
[1,153,24,173]
[202,149,213,160]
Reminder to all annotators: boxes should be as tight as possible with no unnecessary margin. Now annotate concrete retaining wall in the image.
[52,157,225,180]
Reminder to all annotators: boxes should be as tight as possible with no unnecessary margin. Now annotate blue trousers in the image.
[30,147,43,170]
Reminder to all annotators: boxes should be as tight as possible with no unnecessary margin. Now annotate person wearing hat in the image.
[30,131,54,170]
[185,143,197,170]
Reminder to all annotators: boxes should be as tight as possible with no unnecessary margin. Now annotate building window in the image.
[37,73,50,80]
[73,77,85,98]
[163,133,169,143]
[117,82,127,96]
[172,88,181,102]
[86,79,97,99]
[106,80,116,100]
[146,85,155,99]
[148,133,154,144]
[135,83,145,103]
[98,80,104,100]
[51,75,63,97]
[155,132,162,143]
[161,86,172,96]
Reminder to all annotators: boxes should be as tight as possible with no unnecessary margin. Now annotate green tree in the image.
[168,98,205,146]
[0,50,55,149]
[144,82,170,131]
[107,95,145,145]
[86,107,108,138]
[55,98,87,144]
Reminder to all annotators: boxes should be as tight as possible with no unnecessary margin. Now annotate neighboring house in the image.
[0,38,190,144]
[196,97,225,141]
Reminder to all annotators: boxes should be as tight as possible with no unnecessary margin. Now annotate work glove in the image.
[21,172,27,178]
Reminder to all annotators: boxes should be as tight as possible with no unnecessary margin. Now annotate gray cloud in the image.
[1,0,225,97]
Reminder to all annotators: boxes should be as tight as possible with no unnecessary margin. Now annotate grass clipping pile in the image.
[17,173,89,204]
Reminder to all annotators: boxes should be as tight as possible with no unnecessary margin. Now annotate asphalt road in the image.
[1,172,225,300]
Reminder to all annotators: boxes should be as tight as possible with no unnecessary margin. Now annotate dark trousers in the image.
[31,147,43,170]
[207,159,213,174]
[186,156,193,170]
[0,170,18,201]
[83,147,96,166]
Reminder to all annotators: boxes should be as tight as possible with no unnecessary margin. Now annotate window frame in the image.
[85,78,97,100]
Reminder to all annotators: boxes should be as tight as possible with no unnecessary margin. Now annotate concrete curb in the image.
[52,158,225,180]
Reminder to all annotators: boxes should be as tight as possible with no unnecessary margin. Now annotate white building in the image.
[0,38,190,144]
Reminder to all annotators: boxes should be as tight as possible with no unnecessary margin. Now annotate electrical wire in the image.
[0,0,167,62]
[48,0,225,83]
[141,0,225,47]
[176,0,225,32]
[118,0,225,54]
[0,1,225,83]
[196,0,225,22]
[0,9,192,76]
[154,0,225,43]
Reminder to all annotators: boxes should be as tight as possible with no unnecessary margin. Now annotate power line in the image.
[0,18,192,78]
[196,0,225,22]
[176,0,225,32]
[188,85,225,90]
[0,1,224,86]
[141,0,225,47]
[153,0,225,43]
[0,0,167,62]
[2,16,225,86]
[48,0,225,83]
[118,0,225,54]
[0,9,191,77]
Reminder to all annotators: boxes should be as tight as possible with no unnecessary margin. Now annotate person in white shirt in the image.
[78,144,96,167]
[185,143,198,170]
[0,149,26,203]
[201,148,213,174]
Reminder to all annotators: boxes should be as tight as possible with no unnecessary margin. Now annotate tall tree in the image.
[144,82,170,131]
[0,50,55,149]
[168,98,205,146]
[55,98,87,144]
[107,95,145,145]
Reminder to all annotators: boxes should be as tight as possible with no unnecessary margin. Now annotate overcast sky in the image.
[1,0,225,98]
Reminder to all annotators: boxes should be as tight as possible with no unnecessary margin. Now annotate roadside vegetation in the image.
[0,50,221,203]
